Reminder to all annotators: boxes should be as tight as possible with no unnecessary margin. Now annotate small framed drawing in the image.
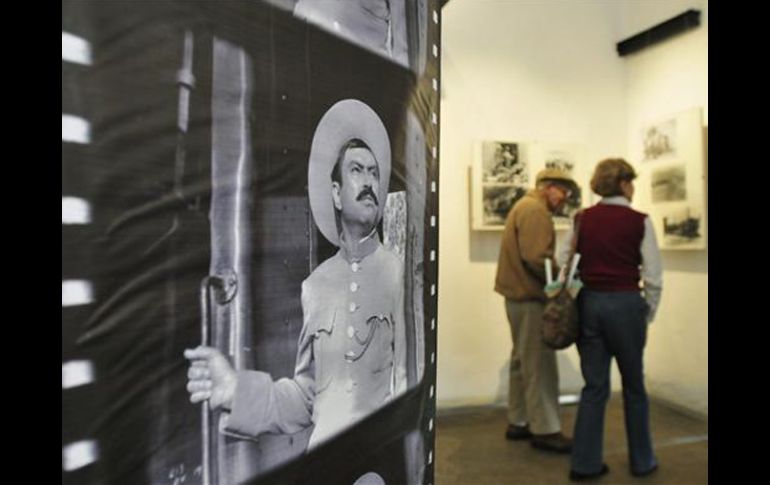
[637,107,706,250]
[471,141,529,230]
[641,118,677,161]
[530,141,585,230]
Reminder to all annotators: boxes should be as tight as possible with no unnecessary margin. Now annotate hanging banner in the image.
[62,1,441,484]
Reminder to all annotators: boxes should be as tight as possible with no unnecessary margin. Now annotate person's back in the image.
[577,204,646,292]
[494,191,553,302]
[568,158,661,481]
[494,169,576,454]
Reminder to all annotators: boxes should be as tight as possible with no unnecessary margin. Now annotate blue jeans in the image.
[570,290,657,474]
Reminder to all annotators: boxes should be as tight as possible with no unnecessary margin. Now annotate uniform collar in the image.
[338,228,381,263]
[599,195,631,207]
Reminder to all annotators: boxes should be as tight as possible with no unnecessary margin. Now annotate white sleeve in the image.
[556,225,574,281]
[640,216,663,323]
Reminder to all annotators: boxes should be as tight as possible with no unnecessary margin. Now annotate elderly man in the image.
[185,99,407,450]
[494,168,577,454]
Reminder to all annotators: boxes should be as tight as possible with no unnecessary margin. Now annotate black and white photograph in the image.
[544,155,574,174]
[641,107,706,251]
[62,1,438,484]
[651,164,687,203]
[471,140,530,230]
[187,98,413,465]
[384,191,408,260]
[481,141,527,185]
[265,0,429,76]
[642,118,677,161]
[662,207,703,247]
[482,186,526,226]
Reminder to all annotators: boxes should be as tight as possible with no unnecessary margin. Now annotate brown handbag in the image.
[541,214,581,350]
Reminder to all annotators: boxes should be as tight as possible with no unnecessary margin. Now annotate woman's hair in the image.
[590,158,637,197]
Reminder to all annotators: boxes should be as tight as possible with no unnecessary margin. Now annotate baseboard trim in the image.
[437,393,580,417]
[648,395,708,422]
[436,393,707,421]
[436,401,505,417]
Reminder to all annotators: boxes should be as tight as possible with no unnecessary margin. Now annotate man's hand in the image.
[184,346,237,411]
[566,280,583,299]
[544,281,563,298]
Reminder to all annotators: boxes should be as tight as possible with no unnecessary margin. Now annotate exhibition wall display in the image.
[62,1,441,484]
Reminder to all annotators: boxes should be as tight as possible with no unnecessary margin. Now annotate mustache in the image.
[356,187,378,206]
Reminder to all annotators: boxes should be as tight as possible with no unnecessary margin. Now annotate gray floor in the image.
[435,394,708,484]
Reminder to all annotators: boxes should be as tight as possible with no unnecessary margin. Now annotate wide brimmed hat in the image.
[536,167,576,190]
[308,99,391,246]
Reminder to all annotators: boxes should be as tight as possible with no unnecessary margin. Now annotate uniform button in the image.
[351,262,360,272]
[378,313,384,320]
[347,326,355,338]
[346,350,356,360]
[350,282,359,292]
[346,379,355,392]
[349,302,357,313]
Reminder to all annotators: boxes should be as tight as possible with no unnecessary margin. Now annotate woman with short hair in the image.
[568,158,662,481]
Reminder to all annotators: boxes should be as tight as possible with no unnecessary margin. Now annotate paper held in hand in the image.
[544,256,583,299]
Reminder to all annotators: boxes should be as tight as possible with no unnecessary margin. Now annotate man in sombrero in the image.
[184,99,407,450]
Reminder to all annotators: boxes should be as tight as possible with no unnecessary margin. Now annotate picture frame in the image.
[470,140,530,230]
[637,107,706,250]
[529,141,585,230]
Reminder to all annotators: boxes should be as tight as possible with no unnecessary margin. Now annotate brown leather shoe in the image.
[505,424,533,440]
[531,432,573,453]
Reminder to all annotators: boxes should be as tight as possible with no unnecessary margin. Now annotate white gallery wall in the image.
[622,0,708,416]
[437,0,708,416]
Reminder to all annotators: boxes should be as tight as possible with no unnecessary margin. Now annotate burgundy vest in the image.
[577,203,646,291]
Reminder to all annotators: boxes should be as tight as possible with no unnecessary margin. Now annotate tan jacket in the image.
[494,190,556,302]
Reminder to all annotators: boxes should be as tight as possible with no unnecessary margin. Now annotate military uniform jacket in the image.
[224,235,407,449]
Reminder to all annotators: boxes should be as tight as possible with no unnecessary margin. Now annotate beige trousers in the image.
[505,299,561,435]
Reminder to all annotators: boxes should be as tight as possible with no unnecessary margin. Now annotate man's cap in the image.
[536,167,576,190]
[307,99,391,247]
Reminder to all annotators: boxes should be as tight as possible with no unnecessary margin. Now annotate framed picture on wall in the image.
[470,140,530,230]
[641,117,677,162]
[637,107,706,250]
[529,141,585,230]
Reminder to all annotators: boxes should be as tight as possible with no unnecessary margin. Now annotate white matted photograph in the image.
[651,164,687,203]
[471,141,530,230]
[641,117,677,161]
[529,141,586,230]
[637,107,706,250]
[661,206,704,248]
[541,145,582,228]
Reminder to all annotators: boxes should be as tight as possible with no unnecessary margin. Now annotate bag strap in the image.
[567,210,582,262]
